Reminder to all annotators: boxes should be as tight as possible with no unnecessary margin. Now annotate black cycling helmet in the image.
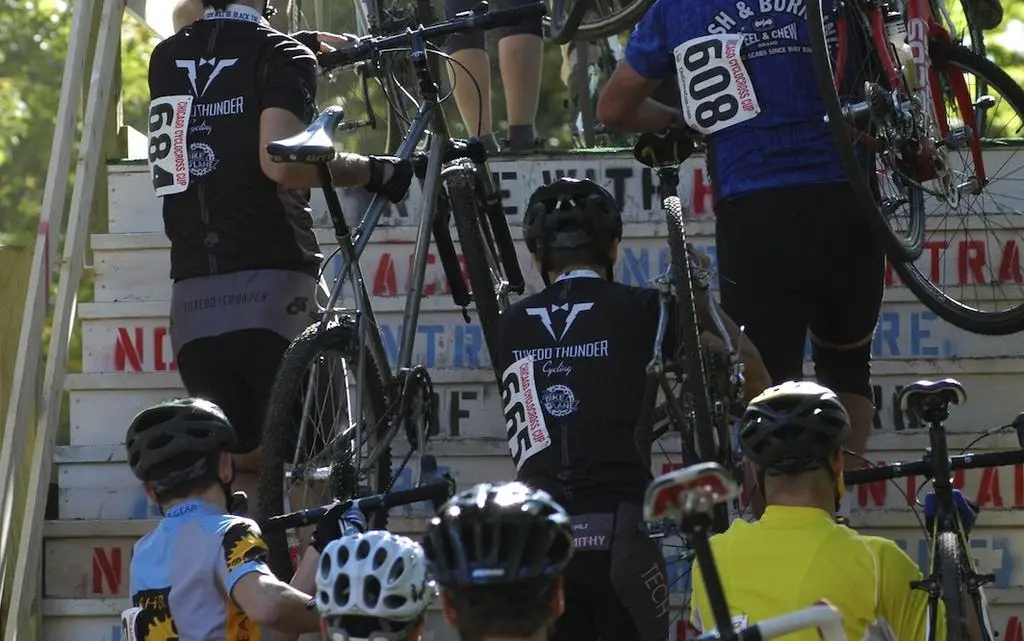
[739,381,850,473]
[422,482,574,587]
[523,178,622,283]
[125,398,237,485]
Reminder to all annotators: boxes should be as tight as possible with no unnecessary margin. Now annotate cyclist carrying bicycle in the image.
[596,0,883,479]
[689,381,983,641]
[148,0,415,512]
[422,482,574,641]
[491,177,769,641]
[315,531,436,641]
[124,398,365,639]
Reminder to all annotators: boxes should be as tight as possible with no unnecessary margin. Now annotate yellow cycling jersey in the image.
[690,505,946,641]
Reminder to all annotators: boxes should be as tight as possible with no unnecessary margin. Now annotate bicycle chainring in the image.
[397,365,434,449]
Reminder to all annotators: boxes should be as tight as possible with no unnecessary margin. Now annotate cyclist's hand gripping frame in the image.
[643,462,848,641]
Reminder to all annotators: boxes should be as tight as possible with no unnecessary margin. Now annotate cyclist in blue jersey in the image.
[596,1,883,486]
[124,398,364,640]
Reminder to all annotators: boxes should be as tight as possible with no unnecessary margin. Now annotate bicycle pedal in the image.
[971,572,997,588]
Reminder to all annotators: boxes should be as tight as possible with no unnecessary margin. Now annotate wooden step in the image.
[106,153,717,234]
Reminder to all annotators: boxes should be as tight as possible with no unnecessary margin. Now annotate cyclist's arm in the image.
[219,521,320,635]
[258,39,371,190]
[596,2,681,133]
[877,540,948,641]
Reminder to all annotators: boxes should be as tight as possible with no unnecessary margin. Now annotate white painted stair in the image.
[42,156,1024,641]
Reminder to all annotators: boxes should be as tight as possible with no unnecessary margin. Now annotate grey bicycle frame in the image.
[307,62,460,488]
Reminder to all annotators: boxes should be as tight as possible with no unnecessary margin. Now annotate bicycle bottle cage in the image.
[643,462,739,524]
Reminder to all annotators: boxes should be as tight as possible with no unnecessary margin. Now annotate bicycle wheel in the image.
[257,319,389,580]
[891,42,1024,335]
[665,196,728,531]
[806,1,926,262]
[444,166,506,378]
[934,531,969,641]
[549,0,653,43]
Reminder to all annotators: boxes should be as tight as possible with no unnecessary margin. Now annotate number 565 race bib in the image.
[674,34,761,136]
[147,95,193,197]
[501,356,551,471]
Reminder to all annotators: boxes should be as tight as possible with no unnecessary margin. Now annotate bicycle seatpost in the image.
[656,166,680,204]
[680,497,737,641]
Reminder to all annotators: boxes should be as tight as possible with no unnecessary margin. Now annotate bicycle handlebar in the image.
[843,447,1024,486]
[318,1,547,70]
[258,479,453,531]
[698,605,846,641]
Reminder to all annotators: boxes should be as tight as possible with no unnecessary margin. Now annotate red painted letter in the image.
[114,328,144,372]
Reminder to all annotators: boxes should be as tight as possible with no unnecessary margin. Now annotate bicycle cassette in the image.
[397,366,435,449]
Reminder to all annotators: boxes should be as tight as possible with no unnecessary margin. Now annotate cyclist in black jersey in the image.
[149,0,414,512]
[492,178,769,641]
[422,482,574,641]
[124,398,361,639]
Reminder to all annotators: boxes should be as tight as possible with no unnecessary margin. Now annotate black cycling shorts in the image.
[714,182,885,386]
[175,329,290,453]
[553,504,669,641]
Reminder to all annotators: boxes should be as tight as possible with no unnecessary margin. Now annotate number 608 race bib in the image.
[674,34,761,136]
[147,95,193,197]
[501,356,551,471]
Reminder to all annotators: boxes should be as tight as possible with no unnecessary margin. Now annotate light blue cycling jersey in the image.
[129,499,272,641]
[625,0,848,202]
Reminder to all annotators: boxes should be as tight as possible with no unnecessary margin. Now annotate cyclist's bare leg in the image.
[810,332,874,464]
[448,49,495,138]
[498,34,543,147]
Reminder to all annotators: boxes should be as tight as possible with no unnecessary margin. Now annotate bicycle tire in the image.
[935,531,969,641]
[891,41,1024,336]
[665,196,727,531]
[806,0,926,262]
[257,319,389,580]
[446,166,504,379]
[568,0,653,42]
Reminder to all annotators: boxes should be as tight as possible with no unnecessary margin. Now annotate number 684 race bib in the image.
[147,95,193,197]
[501,356,551,471]
[674,34,761,136]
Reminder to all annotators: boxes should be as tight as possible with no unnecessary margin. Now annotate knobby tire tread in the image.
[806,0,925,262]
[572,0,654,41]
[665,197,727,531]
[936,531,968,641]
[892,41,1024,335]
[257,320,388,580]
[447,168,504,379]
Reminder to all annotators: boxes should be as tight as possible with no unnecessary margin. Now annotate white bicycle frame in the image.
[644,463,849,641]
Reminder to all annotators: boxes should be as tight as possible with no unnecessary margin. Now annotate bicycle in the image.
[843,377,1024,641]
[255,1,545,580]
[631,128,746,535]
[644,462,849,641]
[806,0,1024,335]
[545,0,651,44]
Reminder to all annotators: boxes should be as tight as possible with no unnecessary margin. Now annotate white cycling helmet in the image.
[316,531,437,641]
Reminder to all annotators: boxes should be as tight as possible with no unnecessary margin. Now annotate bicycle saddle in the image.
[898,378,967,413]
[633,128,697,169]
[267,105,346,165]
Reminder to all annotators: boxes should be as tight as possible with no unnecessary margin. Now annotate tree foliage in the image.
[0,0,1022,240]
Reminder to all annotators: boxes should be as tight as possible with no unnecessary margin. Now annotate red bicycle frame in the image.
[833,0,989,183]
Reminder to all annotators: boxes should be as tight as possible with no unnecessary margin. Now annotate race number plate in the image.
[501,356,551,470]
[147,95,193,197]
[674,34,760,136]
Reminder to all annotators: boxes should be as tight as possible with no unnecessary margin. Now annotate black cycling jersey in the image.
[495,270,674,508]
[148,11,322,281]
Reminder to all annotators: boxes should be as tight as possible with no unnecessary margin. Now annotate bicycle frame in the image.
[843,381,1024,641]
[298,32,515,489]
[841,0,989,187]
